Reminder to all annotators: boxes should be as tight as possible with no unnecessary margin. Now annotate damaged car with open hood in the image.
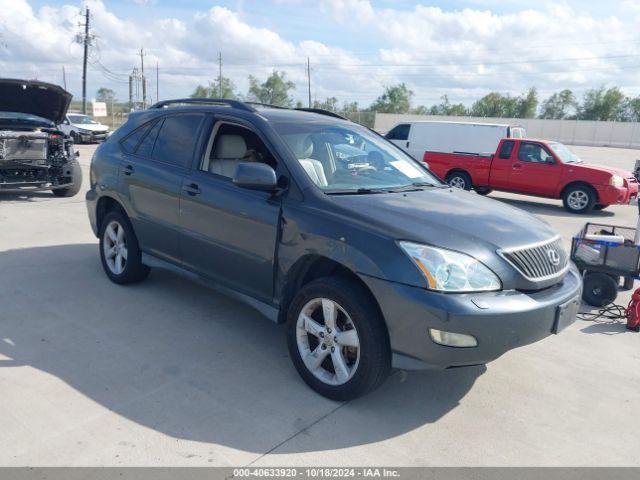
[0,79,82,197]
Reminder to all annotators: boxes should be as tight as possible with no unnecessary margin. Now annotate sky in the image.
[1,0,639,108]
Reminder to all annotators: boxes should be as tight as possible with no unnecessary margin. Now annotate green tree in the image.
[313,97,339,112]
[190,77,237,99]
[247,70,296,107]
[622,96,640,122]
[426,95,468,116]
[578,86,626,121]
[370,83,413,113]
[96,87,116,103]
[539,89,577,119]
[516,88,538,118]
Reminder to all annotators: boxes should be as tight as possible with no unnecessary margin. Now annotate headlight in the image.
[78,128,92,135]
[609,175,624,187]
[399,241,501,292]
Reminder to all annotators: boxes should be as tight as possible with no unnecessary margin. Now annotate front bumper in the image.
[78,131,109,143]
[361,265,583,369]
[594,182,638,205]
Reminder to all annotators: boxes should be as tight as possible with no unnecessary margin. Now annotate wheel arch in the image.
[277,254,385,327]
[560,181,599,202]
[96,195,127,232]
[445,168,471,181]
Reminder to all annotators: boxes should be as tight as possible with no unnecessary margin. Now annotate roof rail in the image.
[244,101,289,110]
[149,98,256,112]
[294,108,348,120]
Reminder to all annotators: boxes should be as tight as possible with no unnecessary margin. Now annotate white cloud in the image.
[0,0,639,107]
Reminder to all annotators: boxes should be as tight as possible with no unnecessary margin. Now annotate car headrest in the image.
[289,135,313,158]
[213,135,247,159]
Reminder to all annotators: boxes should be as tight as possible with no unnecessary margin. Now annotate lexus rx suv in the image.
[86,99,582,400]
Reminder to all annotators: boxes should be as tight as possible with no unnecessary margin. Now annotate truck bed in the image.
[424,151,492,186]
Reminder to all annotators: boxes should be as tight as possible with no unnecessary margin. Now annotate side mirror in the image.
[233,163,278,192]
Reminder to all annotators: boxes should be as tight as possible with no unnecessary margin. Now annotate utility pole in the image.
[62,66,67,90]
[156,62,159,103]
[139,48,146,109]
[81,7,90,114]
[306,57,311,108]
[218,52,223,98]
[128,71,134,111]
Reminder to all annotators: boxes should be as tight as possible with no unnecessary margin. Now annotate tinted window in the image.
[152,114,205,168]
[136,120,163,158]
[499,140,515,159]
[120,121,154,154]
[517,142,554,164]
[386,124,410,141]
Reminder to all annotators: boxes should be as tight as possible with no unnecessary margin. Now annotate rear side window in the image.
[152,114,205,168]
[120,121,155,154]
[386,124,410,140]
[499,140,515,159]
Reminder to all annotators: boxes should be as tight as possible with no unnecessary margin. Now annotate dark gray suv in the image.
[86,99,582,400]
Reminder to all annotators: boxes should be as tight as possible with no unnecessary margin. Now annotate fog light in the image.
[429,328,478,348]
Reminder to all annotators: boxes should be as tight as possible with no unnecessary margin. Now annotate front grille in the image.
[499,237,569,281]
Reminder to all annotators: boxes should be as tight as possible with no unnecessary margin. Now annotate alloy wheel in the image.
[567,190,589,210]
[103,220,128,275]
[296,298,360,386]
[449,176,466,189]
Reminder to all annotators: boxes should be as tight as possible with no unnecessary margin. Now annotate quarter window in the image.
[136,120,163,158]
[499,140,515,159]
[120,120,155,154]
[385,124,410,141]
[152,114,205,168]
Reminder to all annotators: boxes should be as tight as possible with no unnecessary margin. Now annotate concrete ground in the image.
[0,143,638,466]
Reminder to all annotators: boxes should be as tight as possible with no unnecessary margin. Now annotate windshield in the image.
[0,111,53,127]
[272,121,443,193]
[549,142,582,164]
[68,115,98,125]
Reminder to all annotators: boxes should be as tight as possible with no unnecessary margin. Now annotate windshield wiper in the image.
[326,188,391,195]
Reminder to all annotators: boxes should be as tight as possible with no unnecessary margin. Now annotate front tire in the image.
[475,187,492,196]
[446,171,472,191]
[562,184,596,214]
[99,210,150,284]
[286,277,391,401]
[52,160,83,197]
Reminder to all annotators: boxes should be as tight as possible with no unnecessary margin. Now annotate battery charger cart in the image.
[570,199,640,331]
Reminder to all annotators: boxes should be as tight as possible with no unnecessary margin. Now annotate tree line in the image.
[190,71,640,122]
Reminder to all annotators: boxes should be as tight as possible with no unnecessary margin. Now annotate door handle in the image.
[406,141,410,148]
[512,163,522,170]
[183,183,201,196]
[123,164,135,176]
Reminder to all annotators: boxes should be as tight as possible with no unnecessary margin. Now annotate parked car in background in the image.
[385,121,526,160]
[60,113,109,144]
[86,99,581,400]
[0,78,82,197]
[426,138,638,213]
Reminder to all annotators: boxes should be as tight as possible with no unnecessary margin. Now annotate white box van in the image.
[385,121,526,160]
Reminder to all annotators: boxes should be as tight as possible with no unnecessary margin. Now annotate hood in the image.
[0,79,72,125]
[329,187,559,269]
[574,162,633,178]
[74,123,108,132]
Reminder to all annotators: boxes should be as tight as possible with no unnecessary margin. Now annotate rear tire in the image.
[582,272,618,307]
[593,204,609,211]
[99,210,150,285]
[562,184,596,214]
[51,160,83,197]
[286,276,391,401]
[446,171,472,191]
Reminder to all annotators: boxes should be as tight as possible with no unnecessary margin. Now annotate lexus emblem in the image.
[547,249,561,266]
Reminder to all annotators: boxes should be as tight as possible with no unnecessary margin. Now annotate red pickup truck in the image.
[425,138,638,213]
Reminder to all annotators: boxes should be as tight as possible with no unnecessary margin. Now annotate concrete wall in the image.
[374,113,640,149]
